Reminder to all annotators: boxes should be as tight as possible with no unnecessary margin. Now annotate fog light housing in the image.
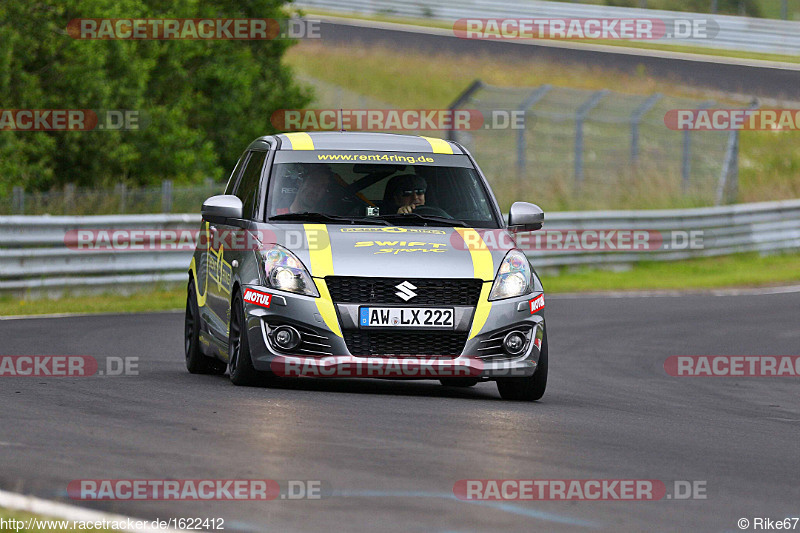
[502,331,527,356]
[271,325,301,351]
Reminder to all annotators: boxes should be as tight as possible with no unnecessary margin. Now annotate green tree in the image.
[0,0,310,194]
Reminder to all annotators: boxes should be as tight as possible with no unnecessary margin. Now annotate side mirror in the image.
[508,202,544,231]
[201,195,243,224]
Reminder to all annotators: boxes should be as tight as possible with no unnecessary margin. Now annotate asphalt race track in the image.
[2,291,800,532]
[318,19,800,101]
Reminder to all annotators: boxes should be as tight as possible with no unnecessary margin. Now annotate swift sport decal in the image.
[354,240,448,255]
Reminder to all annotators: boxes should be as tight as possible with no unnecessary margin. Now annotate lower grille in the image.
[344,330,468,357]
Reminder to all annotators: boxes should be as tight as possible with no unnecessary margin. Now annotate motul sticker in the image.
[244,288,271,308]
[529,294,545,314]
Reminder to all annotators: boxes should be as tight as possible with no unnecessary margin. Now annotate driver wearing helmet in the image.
[384,174,427,215]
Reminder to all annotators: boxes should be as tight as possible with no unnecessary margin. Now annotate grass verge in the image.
[0,287,185,317]
[542,250,800,292]
[1,252,799,317]
[285,40,800,210]
[299,9,800,65]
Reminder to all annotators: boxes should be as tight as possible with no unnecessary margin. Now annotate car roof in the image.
[252,132,464,154]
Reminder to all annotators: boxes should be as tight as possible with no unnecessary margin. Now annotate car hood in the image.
[262,224,515,280]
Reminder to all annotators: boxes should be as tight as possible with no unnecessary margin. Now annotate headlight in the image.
[489,249,532,301]
[261,245,319,297]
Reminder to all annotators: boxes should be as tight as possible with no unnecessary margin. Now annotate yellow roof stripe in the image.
[421,136,453,154]
[284,132,315,150]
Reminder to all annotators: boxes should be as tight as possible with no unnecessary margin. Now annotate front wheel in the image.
[228,291,268,386]
[496,330,548,401]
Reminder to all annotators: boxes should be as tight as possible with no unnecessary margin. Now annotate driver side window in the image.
[234,151,267,220]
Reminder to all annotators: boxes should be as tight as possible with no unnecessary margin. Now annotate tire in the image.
[185,279,226,375]
[439,378,480,388]
[496,330,548,402]
[228,291,265,386]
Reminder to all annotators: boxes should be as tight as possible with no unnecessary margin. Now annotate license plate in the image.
[359,307,454,328]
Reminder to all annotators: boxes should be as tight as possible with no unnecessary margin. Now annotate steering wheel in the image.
[412,205,453,219]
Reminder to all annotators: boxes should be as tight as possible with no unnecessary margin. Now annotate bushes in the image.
[0,0,311,194]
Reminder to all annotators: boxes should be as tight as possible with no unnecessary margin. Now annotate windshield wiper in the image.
[377,213,467,227]
[269,212,390,225]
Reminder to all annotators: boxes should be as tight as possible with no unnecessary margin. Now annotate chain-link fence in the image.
[1,77,749,215]
[1,180,224,216]
[448,81,745,211]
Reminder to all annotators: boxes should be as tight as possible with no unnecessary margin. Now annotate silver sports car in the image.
[185,132,548,401]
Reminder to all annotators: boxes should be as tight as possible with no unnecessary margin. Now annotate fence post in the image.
[515,84,552,178]
[117,183,127,214]
[12,186,24,215]
[682,101,715,193]
[161,180,173,213]
[710,0,717,14]
[630,93,662,163]
[782,0,788,19]
[64,183,76,215]
[715,100,756,205]
[446,80,484,142]
[574,90,608,186]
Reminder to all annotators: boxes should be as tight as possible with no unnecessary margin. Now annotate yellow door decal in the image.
[189,222,211,307]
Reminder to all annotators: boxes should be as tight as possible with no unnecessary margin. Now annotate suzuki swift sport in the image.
[184,132,548,401]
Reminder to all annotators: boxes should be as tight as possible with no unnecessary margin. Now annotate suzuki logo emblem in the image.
[394,281,417,301]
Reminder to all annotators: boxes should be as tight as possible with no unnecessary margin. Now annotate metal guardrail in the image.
[0,214,199,294]
[2,199,800,296]
[295,0,800,55]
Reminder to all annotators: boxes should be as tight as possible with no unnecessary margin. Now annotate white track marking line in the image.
[0,488,183,532]
[548,284,800,299]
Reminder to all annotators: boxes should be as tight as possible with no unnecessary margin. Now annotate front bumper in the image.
[242,284,545,380]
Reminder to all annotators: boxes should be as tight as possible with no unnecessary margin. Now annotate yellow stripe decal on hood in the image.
[456,228,494,340]
[421,136,453,154]
[304,223,342,337]
[283,132,315,150]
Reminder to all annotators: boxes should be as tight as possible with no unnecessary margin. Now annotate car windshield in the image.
[265,151,500,228]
